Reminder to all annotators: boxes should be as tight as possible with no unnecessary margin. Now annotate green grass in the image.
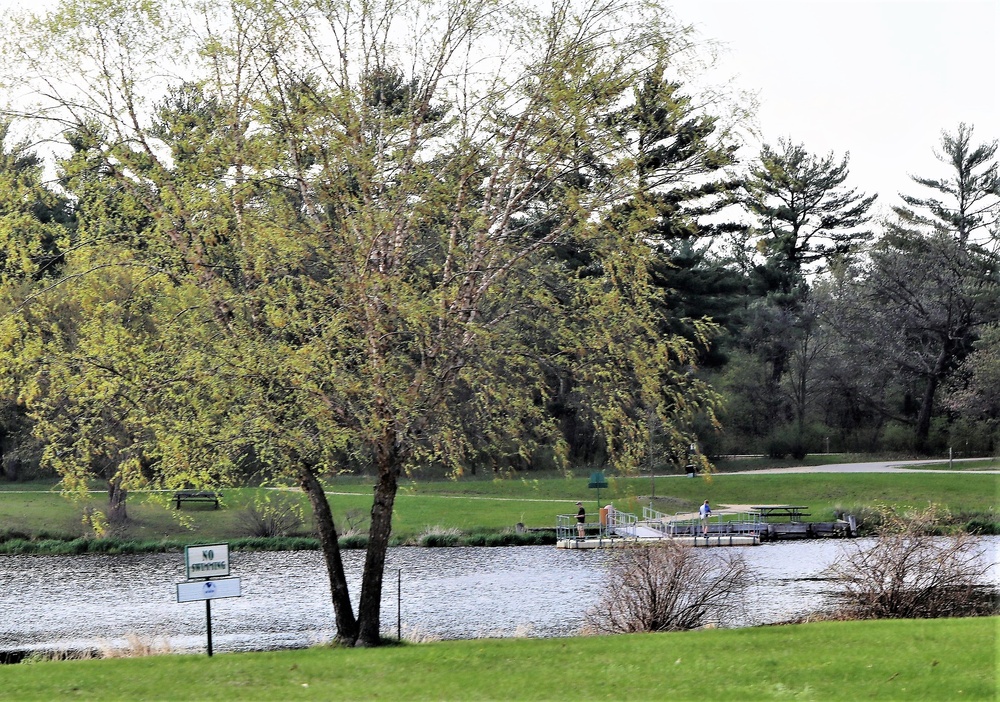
[1,471,997,549]
[0,618,994,701]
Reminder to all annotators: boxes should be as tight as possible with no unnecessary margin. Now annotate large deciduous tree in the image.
[836,232,999,451]
[827,125,1000,452]
[4,0,730,646]
[946,324,1000,429]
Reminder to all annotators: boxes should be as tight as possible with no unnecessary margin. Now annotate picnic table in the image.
[173,490,221,509]
[751,505,810,522]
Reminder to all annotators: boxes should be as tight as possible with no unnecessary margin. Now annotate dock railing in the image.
[641,506,763,536]
[558,508,762,541]
[556,510,638,541]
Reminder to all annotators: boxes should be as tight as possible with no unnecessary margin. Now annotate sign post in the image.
[588,471,608,510]
[206,600,212,657]
[177,543,240,656]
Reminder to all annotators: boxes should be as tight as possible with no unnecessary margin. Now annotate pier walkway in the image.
[556,506,764,549]
[556,504,855,548]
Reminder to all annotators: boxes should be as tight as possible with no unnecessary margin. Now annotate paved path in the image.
[721,458,999,475]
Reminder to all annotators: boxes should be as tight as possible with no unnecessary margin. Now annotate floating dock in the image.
[557,533,760,549]
[555,505,854,549]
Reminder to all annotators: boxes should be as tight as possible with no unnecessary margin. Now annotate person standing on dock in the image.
[699,500,712,535]
[576,501,586,538]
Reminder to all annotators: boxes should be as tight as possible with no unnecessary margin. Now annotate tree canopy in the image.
[1,0,997,651]
[1,0,731,646]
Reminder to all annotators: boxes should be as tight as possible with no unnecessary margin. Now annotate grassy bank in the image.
[0,471,996,552]
[0,618,994,701]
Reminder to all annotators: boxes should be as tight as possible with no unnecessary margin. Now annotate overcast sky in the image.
[670,0,999,214]
[3,0,996,215]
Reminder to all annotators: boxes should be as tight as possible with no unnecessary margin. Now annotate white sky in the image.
[3,0,996,214]
[670,0,999,214]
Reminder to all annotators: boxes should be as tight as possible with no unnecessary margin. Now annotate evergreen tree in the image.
[894,123,999,246]
[743,139,876,294]
[723,140,875,455]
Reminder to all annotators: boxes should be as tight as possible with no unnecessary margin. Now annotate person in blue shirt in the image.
[698,500,712,535]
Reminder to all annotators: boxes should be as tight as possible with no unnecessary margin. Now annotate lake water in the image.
[1,538,996,655]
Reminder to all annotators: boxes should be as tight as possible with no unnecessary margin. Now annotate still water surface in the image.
[1,539,996,654]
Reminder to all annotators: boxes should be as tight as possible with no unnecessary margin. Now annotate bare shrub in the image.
[98,634,173,658]
[399,625,441,643]
[828,504,997,619]
[22,648,97,663]
[339,507,369,537]
[584,542,751,634]
[23,634,173,663]
[237,494,304,537]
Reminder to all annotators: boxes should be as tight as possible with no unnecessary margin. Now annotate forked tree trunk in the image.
[299,465,358,644]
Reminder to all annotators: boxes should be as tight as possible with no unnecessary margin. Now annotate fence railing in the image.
[641,506,763,536]
[558,507,763,541]
[556,509,638,540]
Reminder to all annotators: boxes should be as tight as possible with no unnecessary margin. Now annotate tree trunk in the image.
[915,346,949,453]
[356,436,400,647]
[299,466,358,645]
[107,478,128,524]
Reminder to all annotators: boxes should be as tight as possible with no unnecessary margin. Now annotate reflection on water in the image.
[1,538,996,655]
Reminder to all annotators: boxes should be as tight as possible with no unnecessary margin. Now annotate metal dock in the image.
[555,504,855,548]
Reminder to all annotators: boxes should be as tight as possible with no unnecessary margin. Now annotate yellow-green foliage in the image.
[3,0,738,644]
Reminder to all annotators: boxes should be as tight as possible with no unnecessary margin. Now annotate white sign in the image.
[185,543,230,579]
[177,577,242,603]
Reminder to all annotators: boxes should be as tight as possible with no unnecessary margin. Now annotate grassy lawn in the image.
[0,470,996,546]
[0,618,994,701]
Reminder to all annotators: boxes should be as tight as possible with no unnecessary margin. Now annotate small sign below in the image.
[177,577,241,603]
[184,543,230,579]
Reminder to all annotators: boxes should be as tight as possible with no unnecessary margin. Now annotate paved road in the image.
[723,458,999,475]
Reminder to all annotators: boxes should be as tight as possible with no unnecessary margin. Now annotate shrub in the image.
[765,436,790,459]
[338,534,368,549]
[0,529,33,543]
[484,532,515,547]
[0,539,32,554]
[417,526,463,547]
[237,494,304,537]
[338,508,369,537]
[463,533,488,547]
[828,505,997,619]
[583,542,751,633]
[880,422,916,453]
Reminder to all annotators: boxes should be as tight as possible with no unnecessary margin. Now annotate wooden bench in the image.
[174,491,221,510]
